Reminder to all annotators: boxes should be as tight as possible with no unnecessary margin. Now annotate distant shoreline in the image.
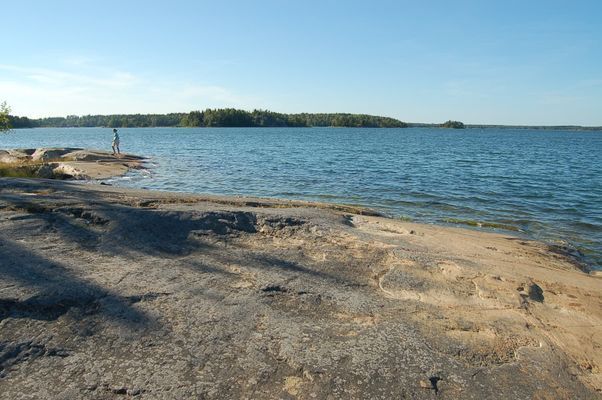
[9,125,602,131]
[8,109,600,130]
[426,124,602,131]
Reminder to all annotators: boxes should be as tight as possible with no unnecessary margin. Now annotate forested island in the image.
[441,120,465,129]
[8,109,408,129]
[6,108,601,130]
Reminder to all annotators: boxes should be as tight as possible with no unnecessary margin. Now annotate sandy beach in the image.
[0,154,601,398]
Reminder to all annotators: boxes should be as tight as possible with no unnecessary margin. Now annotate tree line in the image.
[7,108,409,129]
[8,113,185,129]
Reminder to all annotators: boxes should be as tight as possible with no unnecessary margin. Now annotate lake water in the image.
[2,127,601,270]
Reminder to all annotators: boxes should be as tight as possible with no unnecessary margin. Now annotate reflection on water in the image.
[2,127,601,269]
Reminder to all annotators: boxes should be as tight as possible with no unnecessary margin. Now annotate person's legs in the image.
[112,144,116,155]
[117,145,120,154]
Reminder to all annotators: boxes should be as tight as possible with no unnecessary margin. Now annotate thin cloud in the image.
[0,64,138,88]
[0,63,257,117]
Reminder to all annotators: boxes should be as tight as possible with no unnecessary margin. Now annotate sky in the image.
[2,0,601,125]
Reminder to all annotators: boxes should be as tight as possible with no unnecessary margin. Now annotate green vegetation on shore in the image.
[0,163,41,178]
[6,105,601,130]
[1,101,11,132]
[440,120,465,129]
[8,109,408,129]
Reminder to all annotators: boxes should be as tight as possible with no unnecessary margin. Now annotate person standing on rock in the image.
[111,128,121,155]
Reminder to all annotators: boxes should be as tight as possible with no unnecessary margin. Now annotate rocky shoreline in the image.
[0,176,600,399]
[0,148,145,180]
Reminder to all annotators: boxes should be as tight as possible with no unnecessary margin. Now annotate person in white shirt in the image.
[112,128,120,155]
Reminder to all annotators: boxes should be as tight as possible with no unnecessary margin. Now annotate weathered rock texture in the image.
[0,148,144,180]
[0,179,600,399]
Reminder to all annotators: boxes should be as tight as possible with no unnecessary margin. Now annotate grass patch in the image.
[0,161,68,179]
[0,164,39,178]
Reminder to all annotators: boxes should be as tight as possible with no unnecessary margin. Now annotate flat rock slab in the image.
[0,179,600,399]
[0,148,145,180]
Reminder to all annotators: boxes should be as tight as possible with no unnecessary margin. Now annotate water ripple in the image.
[2,127,601,270]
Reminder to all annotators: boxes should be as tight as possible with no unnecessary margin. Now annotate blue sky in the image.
[2,0,601,125]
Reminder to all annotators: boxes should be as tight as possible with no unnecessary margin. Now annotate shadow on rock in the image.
[0,237,152,329]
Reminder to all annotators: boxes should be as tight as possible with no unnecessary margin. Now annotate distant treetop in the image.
[441,120,465,129]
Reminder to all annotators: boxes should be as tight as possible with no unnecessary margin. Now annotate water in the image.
[2,127,601,270]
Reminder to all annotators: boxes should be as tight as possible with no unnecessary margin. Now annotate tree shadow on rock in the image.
[0,236,152,330]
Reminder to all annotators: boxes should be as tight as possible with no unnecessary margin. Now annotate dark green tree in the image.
[181,111,204,127]
[441,120,465,129]
[0,101,11,132]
